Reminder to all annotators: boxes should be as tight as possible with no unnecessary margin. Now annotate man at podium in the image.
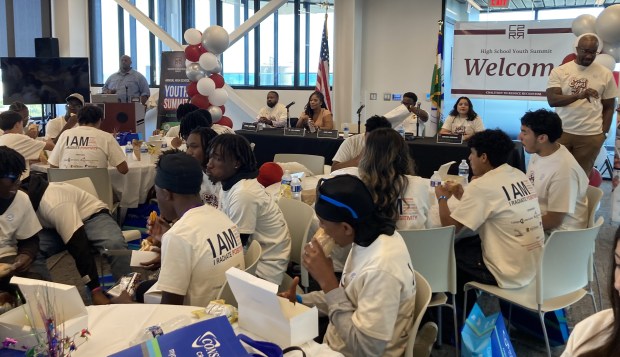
[102,55,150,105]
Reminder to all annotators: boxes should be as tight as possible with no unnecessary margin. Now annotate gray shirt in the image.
[102,69,150,102]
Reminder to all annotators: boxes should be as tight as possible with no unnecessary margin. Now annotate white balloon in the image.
[197,77,216,97]
[595,5,620,44]
[209,88,228,106]
[199,52,219,72]
[594,53,617,71]
[185,59,195,67]
[208,106,223,123]
[572,14,597,37]
[201,26,230,55]
[210,59,222,74]
[602,41,620,62]
[183,28,202,45]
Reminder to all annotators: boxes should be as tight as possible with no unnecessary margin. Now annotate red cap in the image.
[257,162,283,187]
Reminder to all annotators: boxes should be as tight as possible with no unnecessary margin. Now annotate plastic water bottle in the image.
[125,143,132,157]
[458,159,470,185]
[343,124,350,138]
[280,170,293,198]
[291,177,302,200]
[430,170,442,188]
[398,125,405,139]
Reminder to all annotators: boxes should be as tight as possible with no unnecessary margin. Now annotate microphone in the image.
[356,104,365,115]
[125,86,129,103]
[285,101,295,109]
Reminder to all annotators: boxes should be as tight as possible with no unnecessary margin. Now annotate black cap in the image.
[155,152,203,195]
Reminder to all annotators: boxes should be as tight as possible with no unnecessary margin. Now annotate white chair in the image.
[48,167,119,218]
[463,217,604,357]
[244,240,262,277]
[274,153,325,176]
[277,197,315,292]
[405,271,432,357]
[585,185,604,310]
[400,226,458,356]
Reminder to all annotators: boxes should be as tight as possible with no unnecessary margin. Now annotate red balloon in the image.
[198,44,208,54]
[185,44,202,62]
[561,53,576,65]
[190,94,211,109]
[187,82,198,97]
[589,167,603,187]
[219,116,233,128]
[210,73,225,88]
[219,105,225,115]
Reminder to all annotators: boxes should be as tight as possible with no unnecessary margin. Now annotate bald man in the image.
[102,55,150,104]
[546,33,619,175]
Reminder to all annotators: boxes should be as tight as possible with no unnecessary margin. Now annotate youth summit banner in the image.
[157,51,190,128]
[452,20,574,100]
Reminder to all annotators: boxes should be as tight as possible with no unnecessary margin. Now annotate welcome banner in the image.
[452,20,574,100]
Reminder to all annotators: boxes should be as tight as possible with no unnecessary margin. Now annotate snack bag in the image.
[132,139,143,161]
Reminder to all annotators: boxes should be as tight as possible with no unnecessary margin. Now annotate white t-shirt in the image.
[451,164,544,288]
[48,126,126,169]
[0,133,45,180]
[212,124,235,135]
[397,175,435,230]
[200,172,220,208]
[547,61,619,135]
[0,191,42,259]
[527,144,588,232]
[36,182,108,243]
[323,232,416,357]
[442,115,484,136]
[45,116,67,140]
[157,205,245,307]
[255,103,288,128]
[332,134,365,164]
[219,178,291,284]
[561,309,613,357]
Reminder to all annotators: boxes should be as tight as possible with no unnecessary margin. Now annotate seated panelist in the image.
[439,96,484,141]
[296,91,333,130]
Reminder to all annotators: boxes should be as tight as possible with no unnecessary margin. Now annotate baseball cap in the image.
[66,93,85,106]
[155,152,203,195]
[257,162,283,187]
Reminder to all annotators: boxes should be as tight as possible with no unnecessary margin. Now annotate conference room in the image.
[1,0,620,356]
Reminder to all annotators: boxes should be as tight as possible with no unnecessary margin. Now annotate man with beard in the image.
[546,33,619,175]
[102,55,150,104]
[256,91,287,128]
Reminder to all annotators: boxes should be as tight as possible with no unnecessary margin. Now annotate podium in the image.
[97,103,145,139]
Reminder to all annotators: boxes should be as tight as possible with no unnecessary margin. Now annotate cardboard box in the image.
[225,267,318,348]
[0,277,88,350]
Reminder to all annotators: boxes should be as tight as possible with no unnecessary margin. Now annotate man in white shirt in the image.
[546,33,619,175]
[435,130,544,312]
[48,105,128,174]
[384,92,429,135]
[45,93,83,142]
[0,111,54,180]
[8,102,37,139]
[149,152,244,306]
[331,115,392,171]
[519,109,588,232]
[256,91,287,128]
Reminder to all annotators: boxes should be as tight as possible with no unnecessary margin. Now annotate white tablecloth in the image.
[73,304,341,357]
[31,158,156,209]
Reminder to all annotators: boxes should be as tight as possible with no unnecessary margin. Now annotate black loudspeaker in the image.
[35,38,59,57]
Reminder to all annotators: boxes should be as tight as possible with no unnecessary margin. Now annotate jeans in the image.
[37,213,131,281]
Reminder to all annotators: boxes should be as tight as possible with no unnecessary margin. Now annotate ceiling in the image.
[473,0,620,11]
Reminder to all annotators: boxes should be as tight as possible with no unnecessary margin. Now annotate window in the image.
[89,0,333,89]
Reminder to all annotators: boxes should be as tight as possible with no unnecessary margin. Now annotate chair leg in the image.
[507,303,513,336]
[436,306,443,347]
[450,299,459,357]
[593,264,603,310]
[538,309,551,357]
[462,286,470,325]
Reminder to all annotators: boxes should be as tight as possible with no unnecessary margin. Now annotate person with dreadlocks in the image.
[206,134,291,285]
[0,146,45,299]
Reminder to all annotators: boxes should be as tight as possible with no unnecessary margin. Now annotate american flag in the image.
[315,14,332,111]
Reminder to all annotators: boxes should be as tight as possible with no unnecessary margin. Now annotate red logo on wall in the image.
[490,0,509,7]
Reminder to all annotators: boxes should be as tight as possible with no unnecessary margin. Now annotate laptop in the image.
[91,93,119,103]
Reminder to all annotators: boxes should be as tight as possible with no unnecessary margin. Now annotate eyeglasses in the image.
[67,104,83,110]
[576,47,600,55]
[0,174,20,183]
[316,177,360,219]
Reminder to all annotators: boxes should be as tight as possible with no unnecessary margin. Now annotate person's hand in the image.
[579,88,600,102]
[277,276,300,303]
[170,137,183,149]
[147,217,171,242]
[434,183,453,200]
[140,246,161,270]
[444,180,464,200]
[302,238,338,292]
[26,125,38,139]
[12,254,33,273]
[66,113,78,128]
[91,289,111,305]
[110,290,134,304]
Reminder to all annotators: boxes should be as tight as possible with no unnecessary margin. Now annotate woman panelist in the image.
[296,91,333,130]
